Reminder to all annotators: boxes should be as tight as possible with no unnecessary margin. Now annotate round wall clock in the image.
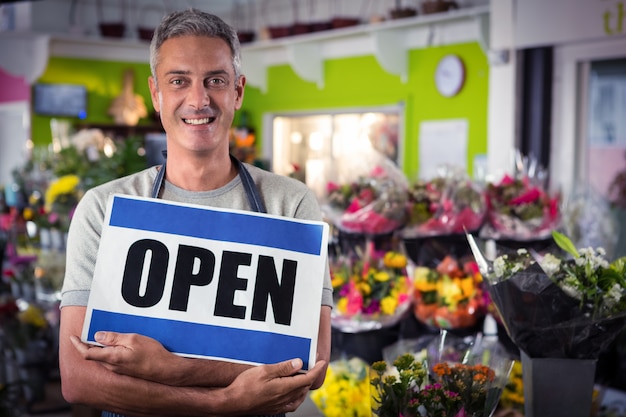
[435,54,466,97]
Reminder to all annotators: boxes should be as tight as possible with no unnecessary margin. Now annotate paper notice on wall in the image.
[418,119,468,180]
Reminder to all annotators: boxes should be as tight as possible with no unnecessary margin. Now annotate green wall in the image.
[34,41,489,180]
[241,41,489,180]
[32,57,155,146]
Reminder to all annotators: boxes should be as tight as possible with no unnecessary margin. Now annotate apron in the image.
[102,156,284,417]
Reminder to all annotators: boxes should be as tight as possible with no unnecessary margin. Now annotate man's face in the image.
[149,35,245,156]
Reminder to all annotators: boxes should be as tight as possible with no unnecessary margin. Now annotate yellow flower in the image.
[45,174,80,210]
[437,277,464,309]
[380,296,398,315]
[331,273,346,289]
[458,277,477,298]
[373,271,391,282]
[23,207,34,220]
[500,360,524,409]
[311,359,371,417]
[18,304,48,328]
[336,297,348,314]
[357,282,372,296]
[383,251,407,269]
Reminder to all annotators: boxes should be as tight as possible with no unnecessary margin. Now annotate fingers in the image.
[70,335,90,356]
[294,359,327,384]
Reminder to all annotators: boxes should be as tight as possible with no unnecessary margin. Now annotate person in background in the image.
[58,8,332,417]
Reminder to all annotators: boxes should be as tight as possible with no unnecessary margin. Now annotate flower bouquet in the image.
[401,171,486,239]
[310,357,372,417]
[331,241,412,333]
[467,230,626,416]
[323,151,408,236]
[481,172,560,241]
[371,333,512,417]
[412,255,487,330]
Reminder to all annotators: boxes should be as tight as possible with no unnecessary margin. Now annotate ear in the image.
[148,76,161,113]
[234,75,246,110]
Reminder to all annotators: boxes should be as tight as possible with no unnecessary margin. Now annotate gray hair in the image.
[149,9,242,84]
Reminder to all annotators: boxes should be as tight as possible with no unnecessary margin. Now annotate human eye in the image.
[206,77,228,89]
[167,74,189,88]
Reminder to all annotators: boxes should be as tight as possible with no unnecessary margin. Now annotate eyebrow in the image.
[164,69,230,78]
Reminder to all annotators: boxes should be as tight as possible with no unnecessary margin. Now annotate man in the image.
[59,8,332,417]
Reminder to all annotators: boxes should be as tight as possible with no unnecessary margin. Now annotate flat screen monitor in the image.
[33,83,87,119]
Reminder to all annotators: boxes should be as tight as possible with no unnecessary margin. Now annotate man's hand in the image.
[223,358,327,416]
[70,332,185,385]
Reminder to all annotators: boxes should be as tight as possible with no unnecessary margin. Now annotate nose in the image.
[189,83,210,109]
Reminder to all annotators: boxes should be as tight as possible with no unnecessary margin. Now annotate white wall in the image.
[486,0,517,181]
[0,102,30,187]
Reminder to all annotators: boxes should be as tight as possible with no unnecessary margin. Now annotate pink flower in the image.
[326,182,340,193]
[344,281,363,315]
[509,188,541,205]
[499,174,515,186]
[48,212,59,224]
[370,166,386,177]
[345,198,362,214]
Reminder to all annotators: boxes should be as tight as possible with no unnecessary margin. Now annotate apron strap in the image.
[151,155,266,214]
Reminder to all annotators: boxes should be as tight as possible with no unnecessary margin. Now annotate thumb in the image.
[94,331,120,346]
[272,358,303,377]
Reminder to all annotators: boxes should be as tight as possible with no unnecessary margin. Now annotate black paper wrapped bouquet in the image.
[469,231,626,360]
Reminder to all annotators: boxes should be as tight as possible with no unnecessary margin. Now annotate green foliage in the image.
[52,135,146,190]
[552,230,579,258]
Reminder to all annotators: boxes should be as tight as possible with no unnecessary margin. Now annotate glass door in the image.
[551,38,626,256]
[585,58,626,202]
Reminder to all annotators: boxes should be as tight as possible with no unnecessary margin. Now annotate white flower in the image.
[492,250,534,279]
[493,256,508,278]
[604,283,624,310]
[539,253,561,277]
[560,276,583,300]
[576,247,609,270]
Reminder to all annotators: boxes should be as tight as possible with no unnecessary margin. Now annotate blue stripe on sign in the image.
[87,310,312,368]
[108,196,324,255]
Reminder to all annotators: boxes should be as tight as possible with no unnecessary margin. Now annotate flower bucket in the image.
[521,352,596,417]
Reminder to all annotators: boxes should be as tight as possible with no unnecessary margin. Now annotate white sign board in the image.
[418,119,468,180]
[514,0,626,48]
[82,194,329,371]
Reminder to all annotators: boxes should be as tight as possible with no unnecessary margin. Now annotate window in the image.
[269,106,402,199]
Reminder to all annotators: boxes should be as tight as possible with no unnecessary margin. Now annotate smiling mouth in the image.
[183,117,215,125]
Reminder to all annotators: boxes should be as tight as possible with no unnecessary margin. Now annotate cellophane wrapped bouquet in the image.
[371,330,513,417]
[481,155,560,241]
[412,255,488,330]
[467,230,626,360]
[323,151,408,235]
[402,168,487,239]
[330,240,413,332]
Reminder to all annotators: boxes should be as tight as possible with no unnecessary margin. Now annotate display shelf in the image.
[75,122,163,140]
[241,5,490,91]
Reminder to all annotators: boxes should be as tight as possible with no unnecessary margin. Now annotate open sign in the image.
[82,194,329,370]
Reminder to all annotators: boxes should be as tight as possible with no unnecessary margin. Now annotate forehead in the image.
[156,35,234,75]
